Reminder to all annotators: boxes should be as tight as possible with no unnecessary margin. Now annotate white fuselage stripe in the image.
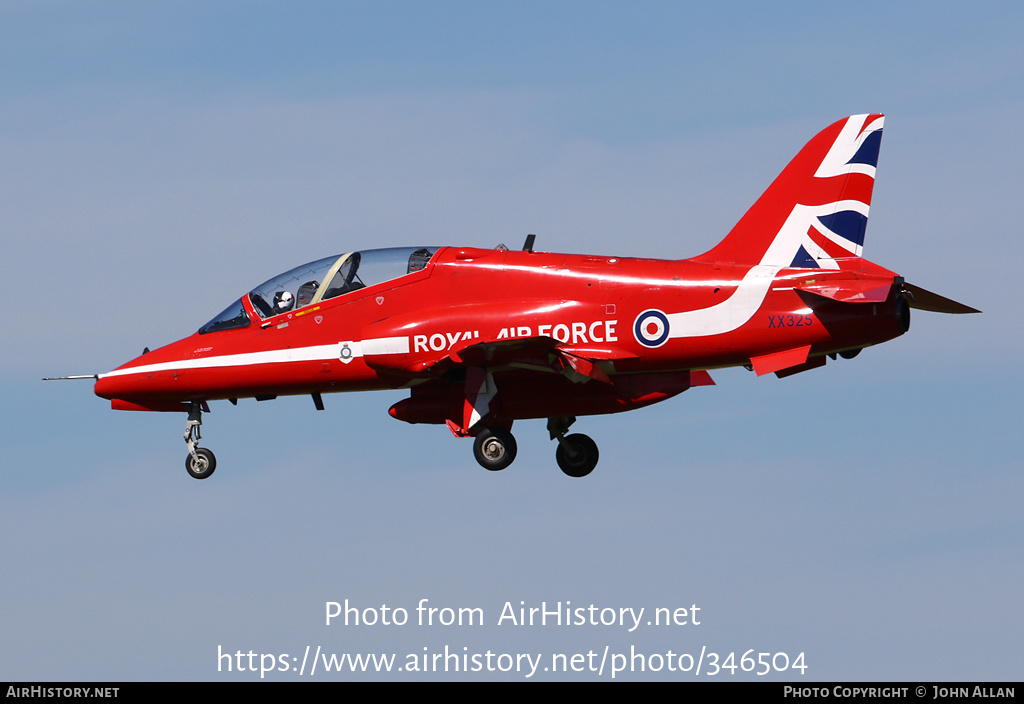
[667,264,780,338]
[100,337,409,378]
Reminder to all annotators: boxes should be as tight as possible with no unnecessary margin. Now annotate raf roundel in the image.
[633,309,671,348]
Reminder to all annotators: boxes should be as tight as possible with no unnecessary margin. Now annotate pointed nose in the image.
[94,350,165,401]
[93,373,127,400]
[94,354,191,412]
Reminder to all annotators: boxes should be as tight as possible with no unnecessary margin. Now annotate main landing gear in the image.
[554,433,599,478]
[184,401,216,480]
[469,416,599,478]
[473,427,517,471]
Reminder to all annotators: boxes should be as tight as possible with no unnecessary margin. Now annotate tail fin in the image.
[694,114,884,270]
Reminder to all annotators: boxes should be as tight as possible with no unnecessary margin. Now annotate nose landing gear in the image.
[184,402,216,479]
[185,447,217,479]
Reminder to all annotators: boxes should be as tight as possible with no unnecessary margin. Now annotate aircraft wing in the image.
[363,310,714,438]
[384,333,714,436]
[457,338,641,382]
[358,301,644,380]
[363,331,640,384]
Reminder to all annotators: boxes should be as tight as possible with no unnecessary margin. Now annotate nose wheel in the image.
[185,447,217,479]
[184,402,216,480]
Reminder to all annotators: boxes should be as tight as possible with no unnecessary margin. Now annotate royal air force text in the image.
[412,320,619,353]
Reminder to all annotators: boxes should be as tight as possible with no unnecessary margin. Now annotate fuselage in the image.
[93,245,907,409]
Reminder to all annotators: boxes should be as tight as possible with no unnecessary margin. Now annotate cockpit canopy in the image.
[199,246,438,334]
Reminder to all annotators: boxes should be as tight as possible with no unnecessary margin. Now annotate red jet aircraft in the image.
[59,114,979,479]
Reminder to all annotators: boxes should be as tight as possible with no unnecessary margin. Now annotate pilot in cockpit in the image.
[273,290,295,314]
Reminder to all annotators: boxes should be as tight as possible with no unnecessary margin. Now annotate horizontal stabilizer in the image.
[793,280,891,304]
[903,283,980,314]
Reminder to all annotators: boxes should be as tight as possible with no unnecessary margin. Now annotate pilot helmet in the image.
[275,290,295,311]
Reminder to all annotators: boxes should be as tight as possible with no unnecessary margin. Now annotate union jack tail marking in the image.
[695,114,884,270]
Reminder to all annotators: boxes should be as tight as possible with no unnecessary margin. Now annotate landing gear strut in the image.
[184,401,216,479]
[548,416,599,478]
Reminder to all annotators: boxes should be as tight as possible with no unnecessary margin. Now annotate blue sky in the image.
[1,1,1020,681]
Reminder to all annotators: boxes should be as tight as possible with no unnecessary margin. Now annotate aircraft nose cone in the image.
[93,373,123,400]
[94,351,153,401]
[93,351,192,412]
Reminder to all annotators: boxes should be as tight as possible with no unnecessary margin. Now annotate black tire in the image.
[555,433,599,478]
[185,448,217,480]
[473,428,517,471]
